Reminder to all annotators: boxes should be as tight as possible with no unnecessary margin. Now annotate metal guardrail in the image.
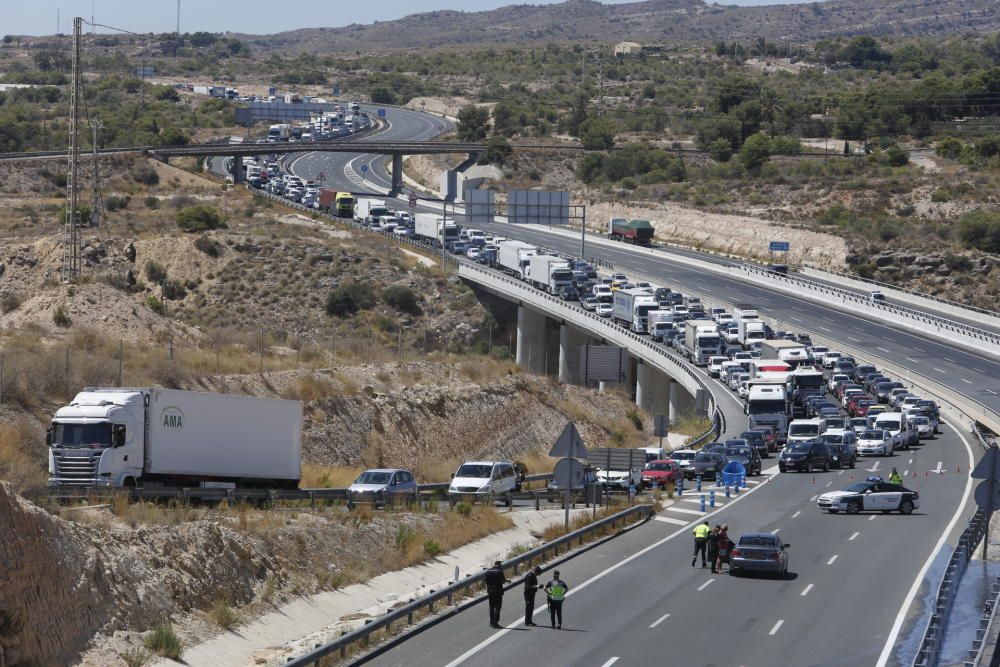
[912,509,990,667]
[284,503,652,666]
[964,576,1000,666]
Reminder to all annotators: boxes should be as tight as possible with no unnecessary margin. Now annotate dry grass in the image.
[300,463,363,488]
[393,506,514,568]
[672,414,713,437]
[0,417,47,490]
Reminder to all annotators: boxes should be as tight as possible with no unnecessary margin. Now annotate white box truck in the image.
[746,383,791,443]
[612,288,659,333]
[47,388,302,488]
[647,310,677,342]
[526,255,573,293]
[760,339,810,367]
[732,303,760,322]
[497,240,537,279]
[414,213,459,247]
[356,198,388,224]
[679,318,722,365]
[267,123,291,141]
[738,319,767,348]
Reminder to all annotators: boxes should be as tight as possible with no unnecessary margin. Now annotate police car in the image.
[816,477,919,515]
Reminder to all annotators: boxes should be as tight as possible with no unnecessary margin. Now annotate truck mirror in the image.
[46,426,53,446]
[113,424,127,448]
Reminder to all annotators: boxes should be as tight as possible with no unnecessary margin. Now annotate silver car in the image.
[730,532,789,578]
[348,468,418,507]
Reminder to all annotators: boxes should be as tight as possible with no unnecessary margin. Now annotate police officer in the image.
[692,521,710,568]
[889,468,903,485]
[523,565,542,626]
[484,560,508,628]
[545,570,569,629]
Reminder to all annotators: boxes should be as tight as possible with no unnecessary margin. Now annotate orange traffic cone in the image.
[912,470,917,478]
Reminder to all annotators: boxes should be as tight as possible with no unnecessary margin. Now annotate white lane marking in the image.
[973,368,985,373]
[961,378,973,384]
[801,584,814,596]
[933,368,946,374]
[825,481,833,487]
[681,497,708,505]
[773,528,781,534]
[903,470,909,477]
[769,620,785,635]
[791,316,804,322]
[827,555,839,565]
[601,659,619,667]
[849,531,860,541]
[444,466,781,665]
[868,461,881,472]
[698,578,715,591]
[877,347,891,353]
[746,480,761,485]
[822,316,835,322]
[943,357,956,363]
[876,424,976,667]
[906,357,919,363]
[908,458,913,465]
[912,347,925,353]
[849,336,862,343]
[791,306,804,312]
[792,510,801,518]
[934,461,943,474]
[655,516,690,526]
[819,326,832,332]
[988,390,1000,396]
[667,507,705,515]
[649,613,671,629]
[810,494,818,502]
[852,326,865,332]
[838,470,845,475]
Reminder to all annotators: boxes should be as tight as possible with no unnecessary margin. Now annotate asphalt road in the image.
[365,425,973,667]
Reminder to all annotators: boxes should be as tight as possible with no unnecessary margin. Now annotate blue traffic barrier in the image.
[710,490,716,508]
[696,476,702,492]
[725,485,731,499]
[700,494,706,512]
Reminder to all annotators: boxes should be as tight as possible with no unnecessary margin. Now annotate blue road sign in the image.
[769,241,790,252]
[360,164,368,173]
[268,86,277,96]
[378,108,387,118]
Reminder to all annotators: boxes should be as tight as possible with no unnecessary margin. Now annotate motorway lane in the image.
[461,221,1000,421]
[366,428,972,667]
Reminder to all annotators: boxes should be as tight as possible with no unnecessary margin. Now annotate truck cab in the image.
[48,390,141,486]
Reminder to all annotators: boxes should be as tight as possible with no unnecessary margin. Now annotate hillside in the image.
[240,0,1000,53]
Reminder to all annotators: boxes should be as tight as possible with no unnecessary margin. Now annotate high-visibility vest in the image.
[548,581,567,601]
[693,524,710,539]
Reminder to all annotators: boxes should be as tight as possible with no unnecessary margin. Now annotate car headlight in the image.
[479,485,491,493]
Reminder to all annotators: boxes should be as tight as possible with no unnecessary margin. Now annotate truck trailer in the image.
[746,383,791,443]
[760,339,810,368]
[612,288,659,333]
[355,198,388,224]
[679,318,723,365]
[738,319,767,348]
[267,124,291,141]
[526,255,573,293]
[47,388,302,488]
[319,189,355,218]
[608,218,655,245]
[497,240,537,279]
[414,214,459,247]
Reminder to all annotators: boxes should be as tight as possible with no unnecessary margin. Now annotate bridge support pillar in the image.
[635,363,671,418]
[390,153,403,195]
[558,325,588,384]
[230,156,245,184]
[516,306,547,375]
[669,380,696,424]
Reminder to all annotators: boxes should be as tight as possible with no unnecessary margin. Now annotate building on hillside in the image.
[614,42,642,57]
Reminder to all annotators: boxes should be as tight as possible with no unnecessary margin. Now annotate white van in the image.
[787,418,827,443]
[874,412,916,451]
[448,461,519,504]
[643,447,668,463]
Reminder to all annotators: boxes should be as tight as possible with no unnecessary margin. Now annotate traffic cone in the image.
[925,471,929,477]
[812,476,816,484]
[912,470,917,478]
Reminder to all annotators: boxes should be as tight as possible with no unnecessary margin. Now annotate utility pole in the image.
[175,0,182,56]
[62,16,83,283]
[89,119,105,233]
[597,53,604,117]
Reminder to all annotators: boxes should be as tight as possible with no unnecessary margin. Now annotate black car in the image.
[724,444,763,476]
[823,442,857,469]
[687,452,727,480]
[702,442,727,455]
[796,334,812,346]
[779,440,831,473]
[739,430,770,458]
[559,285,580,301]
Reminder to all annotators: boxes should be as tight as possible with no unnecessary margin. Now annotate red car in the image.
[846,393,874,414]
[642,460,685,488]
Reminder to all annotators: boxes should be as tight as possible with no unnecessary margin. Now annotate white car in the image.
[596,468,642,490]
[809,346,830,364]
[738,380,751,399]
[910,415,934,439]
[716,314,734,327]
[593,285,613,303]
[596,303,613,317]
[822,351,843,369]
[857,429,894,456]
[828,373,850,393]
[393,226,414,238]
[817,479,918,515]
[668,449,697,473]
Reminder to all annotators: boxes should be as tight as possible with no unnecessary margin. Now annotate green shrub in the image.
[210,601,238,630]
[424,540,443,557]
[1,291,23,313]
[143,624,182,660]
[395,524,417,552]
[146,296,166,315]
[161,279,187,301]
[883,144,909,167]
[176,206,227,232]
[144,260,167,284]
[936,137,963,160]
[120,648,150,667]
[956,211,1000,253]
[707,138,733,163]
[325,281,376,317]
[454,501,472,517]
[193,235,221,257]
[382,285,422,315]
[106,195,130,211]
[143,196,159,209]
[930,189,951,203]
[130,165,160,186]
[52,305,71,328]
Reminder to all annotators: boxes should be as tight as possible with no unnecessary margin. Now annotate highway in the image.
[259,106,985,666]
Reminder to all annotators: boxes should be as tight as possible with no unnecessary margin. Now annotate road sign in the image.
[653,415,669,438]
[316,171,326,182]
[769,241,790,252]
[268,86,277,96]
[972,446,1000,480]
[409,193,417,207]
[360,164,368,173]
[975,480,1000,513]
[553,458,585,489]
[378,108,387,118]
[333,85,341,96]
[589,448,646,471]
[549,421,588,459]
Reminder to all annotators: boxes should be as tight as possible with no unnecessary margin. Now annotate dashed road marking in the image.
[906,357,919,363]
[810,494,818,502]
[666,507,704,516]
[934,461,943,474]
[819,326,832,332]
[791,316,803,322]
[649,613,671,629]
[908,458,913,465]
[869,515,877,521]
[827,555,839,565]
[601,659,619,667]
[961,379,973,384]
[792,510,801,518]
[825,481,833,487]
[801,584,814,596]
[903,470,909,477]
[655,516,690,526]
[877,347,891,353]
[933,368,946,374]
[943,357,956,363]
[849,531,860,541]
[698,579,715,591]
[849,336,862,342]
[769,620,785,635]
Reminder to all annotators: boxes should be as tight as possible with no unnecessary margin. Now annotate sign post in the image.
[550,422,589,530]
[654,415,669,450]
[768,240,790,268]
[972,445,1000,559]
[360,163,368,181]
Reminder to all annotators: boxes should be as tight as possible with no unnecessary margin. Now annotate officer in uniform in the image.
[484,560,508,628]
[545,570,569,629]
[523,565,542,626]
[692,521,710,567]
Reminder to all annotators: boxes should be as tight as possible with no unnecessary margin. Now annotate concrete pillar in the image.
[558,325,588,384]
[636,363,671,418]
[669,380,696,423]
[230,156,245,184]
[391,153,404,194]
[516,306,547,375]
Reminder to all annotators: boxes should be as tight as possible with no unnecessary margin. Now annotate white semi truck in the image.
[760,339,810,368]
[525,255,573,293]
[647,310,677,342]
[267,123,291,141]
[47,388,302,488]
[355,198,388,224]
[738,319,767,348]
[746,382,791,443]
[612,288,659,333]
[414,213,459,247]
[679,318,723,365]
[497,240,537,279]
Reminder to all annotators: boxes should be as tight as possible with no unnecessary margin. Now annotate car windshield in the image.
[844,482,875,493]
[738,536,778,548]
[51,422,112,447]
[861,431,885,439]
[911,416,929,424]
[820,434,843,444]
[725,446,752,457]
[693,454,717,463]
[355,471,392,485]
[646,463,672,471]
[671,452,695,461]
[878,420,901,431]
[740,432,764,442]
[789,423,820,437]
[456,464,493,478]
[787,443,812,453]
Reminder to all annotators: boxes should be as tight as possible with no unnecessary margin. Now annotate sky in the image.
[7,0,815,36]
